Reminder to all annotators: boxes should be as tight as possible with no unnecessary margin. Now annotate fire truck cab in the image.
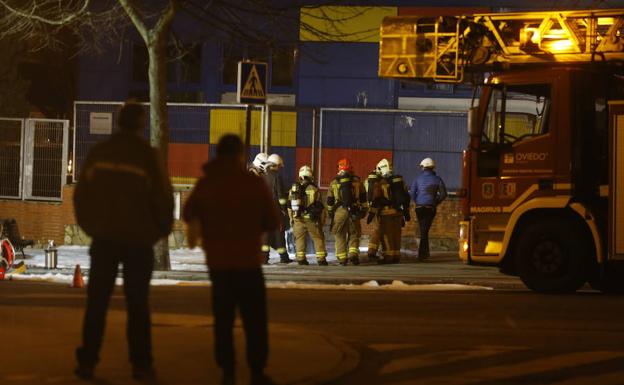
[460,66,624,292]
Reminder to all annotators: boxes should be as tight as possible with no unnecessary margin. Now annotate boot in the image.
[280,253,294,263]
[263,253,270,264]
[297,259,309,266]
[367,253,379,263]
[350,256,360,265]
[339,259,348,266]
[318,259,328,266]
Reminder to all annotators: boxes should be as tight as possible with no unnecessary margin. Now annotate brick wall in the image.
[0,185,77,247]
[0,187,461,251]
[360,196,461,251]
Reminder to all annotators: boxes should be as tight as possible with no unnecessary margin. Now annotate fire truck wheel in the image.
[514,220,590,293]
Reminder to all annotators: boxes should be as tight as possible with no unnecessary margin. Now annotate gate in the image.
[0,118,69,201]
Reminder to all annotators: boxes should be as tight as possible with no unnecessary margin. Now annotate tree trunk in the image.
[148,35,171,271]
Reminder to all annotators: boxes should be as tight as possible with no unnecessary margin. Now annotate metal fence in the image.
[0,119,24,199]
[74,102,273,184]
[73,102,468,191]
[318,108,468,190]
[0,118,69,201]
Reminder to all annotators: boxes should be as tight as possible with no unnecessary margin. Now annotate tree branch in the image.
[153,0,177,38]
[118,0,148,41]
[0,0,91,26]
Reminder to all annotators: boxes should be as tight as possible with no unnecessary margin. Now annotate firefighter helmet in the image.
[420,157,435,169]
[298,165,313,180]
[376,158,392,176]
[337,158,352,172]
[267,153,284,168]
[252,153,268,171]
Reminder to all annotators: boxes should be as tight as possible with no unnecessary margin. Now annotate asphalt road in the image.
[1,281,623,385]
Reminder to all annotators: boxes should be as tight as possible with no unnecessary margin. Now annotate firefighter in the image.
[262,153,293,264]
[288,165,328,265]
[327,158,367,266]
[249,152,268,176]
[364,168,382,262]
[367,159,411,264]
[410,158,447,260]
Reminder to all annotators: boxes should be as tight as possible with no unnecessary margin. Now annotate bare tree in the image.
[0,0,178,269]
[0,39,30,116]
[0,0,378,270]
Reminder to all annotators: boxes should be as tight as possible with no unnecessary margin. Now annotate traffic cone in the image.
[72,264,85,289]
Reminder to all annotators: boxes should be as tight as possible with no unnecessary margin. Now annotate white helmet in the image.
[253,153,269,170]
[376,158,392,176]
[267,153,284,168]
[420,157,435,169]
[298,165,313,180]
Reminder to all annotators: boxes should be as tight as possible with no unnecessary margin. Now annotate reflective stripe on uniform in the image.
[339,178,351,183]
[277,247,287,254]
[316,251,327,257]
[336,252,347,260]
[380,207,399,215]
[296,251,306,257]
[384,250,400,256]
[279,198,287,205]
[261,245,270,252]
[368,243,378,250]
[348,247,359,254]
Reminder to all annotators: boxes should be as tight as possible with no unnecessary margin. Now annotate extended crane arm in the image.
[379,9,624,83]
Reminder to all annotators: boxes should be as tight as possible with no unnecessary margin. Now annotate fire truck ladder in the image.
[379,9,624,83]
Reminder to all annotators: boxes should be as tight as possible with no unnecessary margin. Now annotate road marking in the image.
[550,370,624,385]
[414,351,624,385]
[380,346,522,375]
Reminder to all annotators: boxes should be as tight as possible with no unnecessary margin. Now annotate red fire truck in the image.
[379,9,624,292]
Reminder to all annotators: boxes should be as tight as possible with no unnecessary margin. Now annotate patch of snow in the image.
[6,273,492,291]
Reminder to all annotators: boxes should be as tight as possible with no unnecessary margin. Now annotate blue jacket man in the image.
[409,158,447,260]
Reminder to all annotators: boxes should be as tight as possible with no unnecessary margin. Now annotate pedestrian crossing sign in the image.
[237,61,267,104]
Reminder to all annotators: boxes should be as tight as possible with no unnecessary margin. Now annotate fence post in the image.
[244,104,252,161]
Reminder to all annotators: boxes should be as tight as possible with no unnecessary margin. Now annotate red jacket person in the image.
[184,134,279,385]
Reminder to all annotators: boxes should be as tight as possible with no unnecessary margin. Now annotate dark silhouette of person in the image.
[73,101,174,380]
[183,134,279,385]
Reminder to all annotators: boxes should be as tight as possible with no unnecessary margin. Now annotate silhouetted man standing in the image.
[74,102,173,380]
[184,134,278,385]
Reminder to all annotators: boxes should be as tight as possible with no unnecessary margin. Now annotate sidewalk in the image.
[0,305,358,385]
[14,250,524,289]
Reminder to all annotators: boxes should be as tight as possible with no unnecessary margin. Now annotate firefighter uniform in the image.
[288,169,327,265]
[369,159,411,264]
[262,161,292,263]
[327,160,367,265]
[364,170,382,261]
